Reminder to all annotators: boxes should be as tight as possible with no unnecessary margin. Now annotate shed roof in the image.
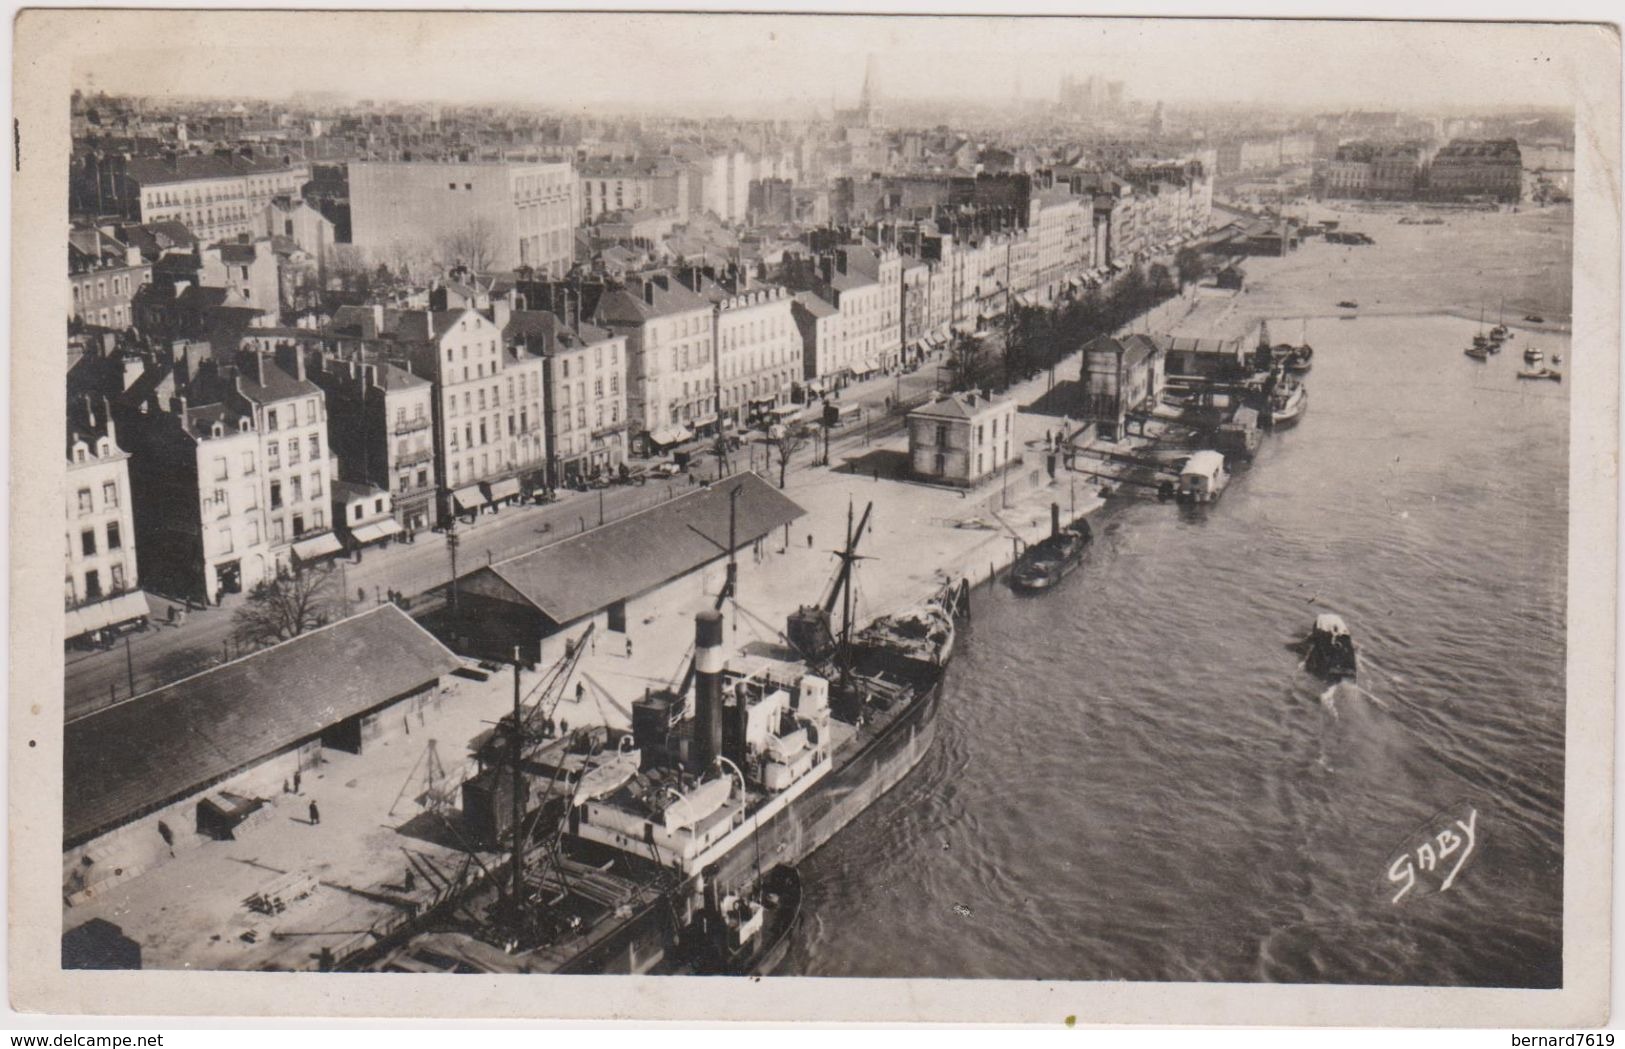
[64,604,460,846]
[473,472,804,627]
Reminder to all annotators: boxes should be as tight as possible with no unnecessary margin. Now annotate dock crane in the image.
[786,499,873,663]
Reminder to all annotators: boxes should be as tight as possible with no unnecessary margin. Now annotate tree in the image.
[1148,263,1178,303]
[1005,304,1055,384]
[440,217,500,273]
[232,562,339,650]
[944,332,997,394]
[767,423,812,489]
[1174,246,1208,289]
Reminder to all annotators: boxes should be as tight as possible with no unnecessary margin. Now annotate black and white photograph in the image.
[8,6,1619,1027]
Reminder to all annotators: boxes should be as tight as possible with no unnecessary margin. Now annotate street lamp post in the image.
[445,524,461,618]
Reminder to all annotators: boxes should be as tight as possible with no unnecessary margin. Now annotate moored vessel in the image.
[1010,504,1092,593]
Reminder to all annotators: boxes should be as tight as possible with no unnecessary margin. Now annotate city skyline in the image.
[72,13,1589,116]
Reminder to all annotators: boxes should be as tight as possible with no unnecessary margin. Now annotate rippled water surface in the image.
[789,314,1568,987]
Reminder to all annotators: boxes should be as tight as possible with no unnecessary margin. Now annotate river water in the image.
[789,313,1569,987]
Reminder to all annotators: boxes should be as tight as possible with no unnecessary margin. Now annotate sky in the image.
[70,12,1594,115]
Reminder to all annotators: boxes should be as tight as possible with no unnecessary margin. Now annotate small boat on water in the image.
[1490,297,1512,341]
[1266,378,1308,428]
[1523,346,1544,364]
[1011,505,1092,594]
[1297,613,1358,681]
[1517,368,1562,383]
[1464,345,1490,361]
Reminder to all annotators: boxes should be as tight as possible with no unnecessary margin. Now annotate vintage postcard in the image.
[8,7,1619,1026]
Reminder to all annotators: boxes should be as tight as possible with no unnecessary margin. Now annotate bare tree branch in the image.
[231,562,340,650]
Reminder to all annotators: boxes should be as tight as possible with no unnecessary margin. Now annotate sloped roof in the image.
[909,390,1008,422]
[474,472,804,627]
[1082,333,1162,371]
[124,153,301,188]
[64,604,460,846]
[792,291,839,318]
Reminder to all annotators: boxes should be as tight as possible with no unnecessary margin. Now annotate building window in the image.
[106,520,121,551]
[310,472,323,498]
[110,564,126,591]
[217,527,233,555]
[308,434,320,459]
[288,440,302,465]
[292,514,305,536]
[267,408,278,431]
[84,570,101,601]
[80,528,98,556]
[291,477,303,503]
[270,481,282,509]
[77,488,93,516]
[305,399,316,425]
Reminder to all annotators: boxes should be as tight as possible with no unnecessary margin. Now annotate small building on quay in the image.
[448,472,804,666]
[906,390,1020,488]
[62,604,462,905]
[1079,334,1167,441]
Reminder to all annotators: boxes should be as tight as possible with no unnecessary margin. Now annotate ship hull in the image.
[706,676,943,889]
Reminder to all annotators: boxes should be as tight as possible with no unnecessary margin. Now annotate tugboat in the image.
[1464,344,1490,361]
[1517,367,1563,383]
[1011,504,1092,594]
[1523,346,1544,365]
[1297,614,1359,680]
[1266,375,1308,428]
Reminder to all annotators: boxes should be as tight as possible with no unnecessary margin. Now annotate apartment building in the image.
[505,309,629,487]
[65,401,140,639]
[121,154,311,245]
[349,159,577,275]
[69,227,152,330]
[327,304,548,523]
[589,273,716,452]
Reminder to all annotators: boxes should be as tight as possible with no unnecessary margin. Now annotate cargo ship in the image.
[353,502,969,975]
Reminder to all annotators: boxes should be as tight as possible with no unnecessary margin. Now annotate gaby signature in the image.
[1386,804,1479,905]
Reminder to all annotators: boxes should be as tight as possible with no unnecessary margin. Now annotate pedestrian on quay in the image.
[308,800,320,826]
[576,681,585,704]
[293,769,302,793]
[807,534,814,549]
[404,868,416,892]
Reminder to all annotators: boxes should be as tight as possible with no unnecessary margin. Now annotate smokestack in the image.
[691,610,725,773]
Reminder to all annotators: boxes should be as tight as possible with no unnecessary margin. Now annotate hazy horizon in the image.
[70,13,1592,117]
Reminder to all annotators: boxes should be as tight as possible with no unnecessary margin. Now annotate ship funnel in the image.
[1051,502,1061,539]
[691,610,725,773]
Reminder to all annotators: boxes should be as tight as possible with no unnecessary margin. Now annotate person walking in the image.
[308,800,321,826]
[293,769,302,793]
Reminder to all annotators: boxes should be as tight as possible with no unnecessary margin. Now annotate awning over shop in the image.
[291,532,343,562]
[648,426,693,448]
[65,591,151,639]
[772,403,802,418]
[952,320,978,334]
[690,413,718,429]
[452,485,486,512]
[853,356,880,375]
[350,518,404,545]
[484,478,521,502]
